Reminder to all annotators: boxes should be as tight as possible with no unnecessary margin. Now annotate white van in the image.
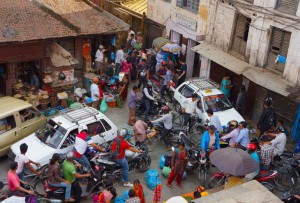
[173,78,244,128]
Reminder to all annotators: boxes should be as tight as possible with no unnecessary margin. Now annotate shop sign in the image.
[175,13,197,31]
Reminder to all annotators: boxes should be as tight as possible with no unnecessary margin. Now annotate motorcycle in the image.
[207,169,279,190]
[136,97,167,117]
[89,144,151,183]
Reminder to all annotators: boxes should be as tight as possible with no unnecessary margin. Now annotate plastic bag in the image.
[162,166,171,178]
[114,196,125,203]
[159,155,165,169]
[146,169,161,190]
[100,99,108,113]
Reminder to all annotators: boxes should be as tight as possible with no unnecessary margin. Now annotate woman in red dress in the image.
[133,179,145,203]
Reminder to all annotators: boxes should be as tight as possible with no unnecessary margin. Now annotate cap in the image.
[99,45,104,49]
[208,125,217,131]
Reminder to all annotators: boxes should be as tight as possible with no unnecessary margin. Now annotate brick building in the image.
[0,0,128,96]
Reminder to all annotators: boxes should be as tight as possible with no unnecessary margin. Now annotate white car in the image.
[173,78,244,127]
[10,107,118,168]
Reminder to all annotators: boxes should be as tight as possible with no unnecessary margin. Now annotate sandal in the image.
[65,198,75,202]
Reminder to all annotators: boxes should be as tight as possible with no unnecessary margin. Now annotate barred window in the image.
[276,0,299,15]
[176,0,200,12]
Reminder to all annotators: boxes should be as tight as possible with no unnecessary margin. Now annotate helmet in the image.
[247,143,257,151]
[147,80,152,87]
[119,128,127,137]
[161,105,170,114]
[66,151,75,160]
[79,125,88,133]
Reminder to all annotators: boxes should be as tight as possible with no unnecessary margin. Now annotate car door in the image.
[176,84,195,107]
[100,119,117,142]
[19,107,46,139]
[0,114,21,157]
[195,94,206,125]
[59,128,78,154]
[86,120,107,144]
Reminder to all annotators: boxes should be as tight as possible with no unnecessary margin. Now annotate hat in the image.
[99,45,104,49]
[208,125,217,131]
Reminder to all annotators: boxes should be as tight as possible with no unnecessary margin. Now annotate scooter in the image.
[136,97,167,117]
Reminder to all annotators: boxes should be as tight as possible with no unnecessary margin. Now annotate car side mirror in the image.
[99,133,105,138]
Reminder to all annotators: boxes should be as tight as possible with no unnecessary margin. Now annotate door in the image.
[0,114,20,156]
[59,128,78,154]
[19,107,46,139]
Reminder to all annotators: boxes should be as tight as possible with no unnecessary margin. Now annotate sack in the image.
[114,196,125,203]
[115,94,123,108]
[159,155,165,169]
[100,99,108,113]
[25,195,38,203]
[162,166,171,177]
[146,169,161,190]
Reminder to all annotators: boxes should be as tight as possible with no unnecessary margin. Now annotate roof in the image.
[192,42,254,75]
[242,67,294,97]
[0,0,77,43]
[46,42,79,67]
[121,0,147,15]
[0,97,32,118]
[41,0,129,35]
[0,0,128,44]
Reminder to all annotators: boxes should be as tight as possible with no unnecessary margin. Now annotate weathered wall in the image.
[147,0,172,25]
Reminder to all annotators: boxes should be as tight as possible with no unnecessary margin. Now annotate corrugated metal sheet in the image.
[121,0,147,15]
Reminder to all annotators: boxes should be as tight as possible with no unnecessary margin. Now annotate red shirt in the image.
[111,136,130,159]
[7,170,20,191]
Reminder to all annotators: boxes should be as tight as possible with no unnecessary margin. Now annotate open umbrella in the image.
[161,43,182,52]
[210,148,259,176]
[152,37,170,49]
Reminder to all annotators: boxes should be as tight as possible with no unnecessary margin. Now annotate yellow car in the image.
[0,97,46,157]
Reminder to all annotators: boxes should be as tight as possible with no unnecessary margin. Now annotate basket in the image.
[60,99,68,107]
[107,100,116,108]
[40,102,49,110]
[49,97,59,108]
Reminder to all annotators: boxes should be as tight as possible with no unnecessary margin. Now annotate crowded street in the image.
[0,0,300,203]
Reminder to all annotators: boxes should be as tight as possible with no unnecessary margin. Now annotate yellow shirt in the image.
[224,176,244,189]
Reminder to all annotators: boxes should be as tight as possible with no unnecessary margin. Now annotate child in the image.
[133,179,145,203]
[260,136,274,170]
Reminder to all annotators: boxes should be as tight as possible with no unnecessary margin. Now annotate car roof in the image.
[199,89,223,97]
[182,80,223,97]
[0,97,32,118]
[51,107,110,130]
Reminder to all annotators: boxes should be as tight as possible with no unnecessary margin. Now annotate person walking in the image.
[15,143,41,182]
[63,152,91,203]
[206,108,222,133]
[142,81,155,121]
[115,45,126,75]
[127,86,140,126]
[136,59,149,89]
[257,100,276,135]
[47,153,74,202]
[160,63,173,103]
[236,85,246,113]
[182,94,197,132]
[95,45,106,76]
[90,77,100,109]
[166,144,188,188]
[176,57,187,87]
[220,73,233,98]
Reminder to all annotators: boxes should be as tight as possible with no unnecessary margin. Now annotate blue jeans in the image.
[144,100,151,121]
[116,157,129,182]
[49,182,71,199]
[74,155,91,170]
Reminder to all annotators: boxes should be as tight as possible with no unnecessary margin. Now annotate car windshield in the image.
[204,94,233,112]
[35,119,67,149]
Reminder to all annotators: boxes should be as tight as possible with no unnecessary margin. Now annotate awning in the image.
[121,0,147,15]
[46,43,79,67]
[191,42,254,75]
[242,67,294,97]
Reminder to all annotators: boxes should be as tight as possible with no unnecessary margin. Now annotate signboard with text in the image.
[175,13,197,31]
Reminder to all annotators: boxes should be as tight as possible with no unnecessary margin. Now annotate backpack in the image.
[111,137,121,159]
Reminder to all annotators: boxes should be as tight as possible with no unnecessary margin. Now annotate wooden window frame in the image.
[276,0,299,15]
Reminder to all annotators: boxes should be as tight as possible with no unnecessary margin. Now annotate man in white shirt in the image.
[15,143,40,182]
[90,77,100,109]
[127,27,135,42]
[206,108,223,133]
[115,45,126,75]
[182,94,197,132]
[267,129,287,156]
[95,45,106,76]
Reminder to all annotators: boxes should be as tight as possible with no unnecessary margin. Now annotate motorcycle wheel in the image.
[274,170,296,191]
[137,155,151,172]
[33,176,47,190]
[207,176,226,189]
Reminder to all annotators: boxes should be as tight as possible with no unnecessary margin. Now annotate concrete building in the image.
[192,0,300,137]
[147,0,211,77]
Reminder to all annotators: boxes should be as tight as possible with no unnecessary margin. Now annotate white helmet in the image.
[119,128,127,137]
[66,151,75,160]
[79,125,88,133]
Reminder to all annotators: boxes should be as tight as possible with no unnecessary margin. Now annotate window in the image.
[276,0,299,15]
[87,121,105,137]
[163,0,171,2]
[0,115,16,135]
[176,0,200,12]
[101,119,112,131]
[197,98,203,111]
[20,108,39,123]
[178,85,194,98]
[231,14,251,56]
[244,0,254,3]
[267,27,291,72]
[61,128,78,149]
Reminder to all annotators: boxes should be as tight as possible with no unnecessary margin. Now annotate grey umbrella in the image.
[210,148,259,176]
